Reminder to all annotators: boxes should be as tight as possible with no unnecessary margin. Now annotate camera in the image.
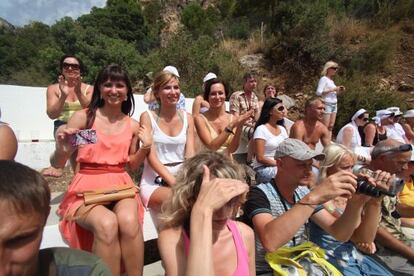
[353,165,405,197]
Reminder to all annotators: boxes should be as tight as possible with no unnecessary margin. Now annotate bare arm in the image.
[351,199,381,243]
[194,115,234,151]
[289,122,304,140]
[340,127,354,148]
[128,119,152,170]
[375,226,414,262]
[254,139,277,166]
[397,203,414,218]
[158,228,186,276]
[402,123,414,142]
[320,124,331,147]
[51,110,87,168]
[364,124,376,146]
[0,124,17,160]
[401,218,414,228]
[75,82,93,108]
[185,113,195,159]
[46,84,67,119]
[143,89,156,104]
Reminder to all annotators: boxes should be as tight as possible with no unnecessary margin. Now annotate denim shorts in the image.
[324,102,337,114]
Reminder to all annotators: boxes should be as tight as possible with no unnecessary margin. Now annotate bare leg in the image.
[77,205,121,275]
[42,124,68,177]
[114,198,144,276]
[148,186,171,212]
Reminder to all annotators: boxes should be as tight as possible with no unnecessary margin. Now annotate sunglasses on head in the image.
[63,62,80,71]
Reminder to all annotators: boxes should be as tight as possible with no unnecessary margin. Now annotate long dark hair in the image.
[86,64,135,128]
[203,78,229,101]
[255,97,284,130]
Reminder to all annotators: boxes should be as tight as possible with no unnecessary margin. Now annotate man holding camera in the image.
[369,139,414,275]
[243,138,384,275]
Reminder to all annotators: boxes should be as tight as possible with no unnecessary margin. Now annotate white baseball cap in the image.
[404,109,414,118]
[163,65,180,77]
[387,106,403,116]
[203,72,217,83]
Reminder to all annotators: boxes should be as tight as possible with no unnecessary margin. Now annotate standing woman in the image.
[43,54,93,177]
[194,78,252,158]
[316,61,345,139]
[57,64,150,275]
[158,151,255,276]
[251,97,288,184]
[139,70,195,211]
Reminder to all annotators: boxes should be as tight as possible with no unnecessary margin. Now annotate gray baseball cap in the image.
[274,138,325,161]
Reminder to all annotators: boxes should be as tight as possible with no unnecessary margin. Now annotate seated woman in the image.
[251,97,288,184]
[139,70,195,212]
[309,143,393,275]
[158,151,255,276]
[402,109,414,144]
[192,72,217,115]
[359,110,387,147]
[43,54,93,177]
[57,64,150,275]
[194,78,252,158]
[258,84,277,111]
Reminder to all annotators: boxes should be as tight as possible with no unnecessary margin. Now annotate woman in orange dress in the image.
[57,64,151,276]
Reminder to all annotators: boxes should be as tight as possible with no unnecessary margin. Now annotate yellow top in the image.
[57,85,89,122]
[200,114,234,157]
[399,178,414,221]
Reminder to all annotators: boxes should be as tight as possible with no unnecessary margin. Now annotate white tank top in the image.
[147,110,188,164]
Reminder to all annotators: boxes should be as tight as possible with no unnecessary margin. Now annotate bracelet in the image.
[140,144,152,150]
[224,127,235,135]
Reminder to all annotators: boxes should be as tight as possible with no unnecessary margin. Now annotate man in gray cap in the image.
[243,138,371,275]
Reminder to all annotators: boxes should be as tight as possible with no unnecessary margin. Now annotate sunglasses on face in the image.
[63,62,80,71]
[274,105,285,112]
[360,117,369,122]
[330,67,338,70]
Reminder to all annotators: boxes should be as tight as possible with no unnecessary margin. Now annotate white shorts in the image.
[140,161,181,208]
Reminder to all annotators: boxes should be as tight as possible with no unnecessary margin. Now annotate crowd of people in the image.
[2,56,414,275]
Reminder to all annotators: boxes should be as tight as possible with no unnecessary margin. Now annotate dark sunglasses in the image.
[63,62,80,71]
[331,67,338,70]
[276,105,285,112]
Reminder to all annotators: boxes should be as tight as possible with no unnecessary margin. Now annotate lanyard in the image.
[271,181,298,246]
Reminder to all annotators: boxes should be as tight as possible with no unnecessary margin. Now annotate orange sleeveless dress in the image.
[58,117,144,251]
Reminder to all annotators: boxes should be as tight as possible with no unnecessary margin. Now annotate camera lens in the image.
[356,177,382,197]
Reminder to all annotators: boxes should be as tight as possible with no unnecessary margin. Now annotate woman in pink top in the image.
[158,151,255,276]
[57,64,151,276]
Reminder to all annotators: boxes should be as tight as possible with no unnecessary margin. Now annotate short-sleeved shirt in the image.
[229,90,259,125]
[243,182,322,275]
[251,125,288,169]
[385,123,406,143]
[316,76,337,104]
[380,195,411,245]
[38,247,111,275]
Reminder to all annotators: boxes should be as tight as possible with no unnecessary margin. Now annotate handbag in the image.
[78,185,138,206]
[265,241,342,276]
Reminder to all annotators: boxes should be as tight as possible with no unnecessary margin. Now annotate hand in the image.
[138,124,153,148]
[233,110,254,128]
[310,171,357,204]
[193,165,248,214]
[58,75,70,97]
[57,127,79,152]
[355,242,376,254]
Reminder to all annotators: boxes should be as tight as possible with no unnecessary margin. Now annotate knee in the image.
[93,214,119,244]
[117,212,141,238]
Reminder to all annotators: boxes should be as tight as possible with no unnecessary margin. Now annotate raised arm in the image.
[46,84,67,119]
[75,81,93,108]
[194,115,235,151]
[128,119,152,170]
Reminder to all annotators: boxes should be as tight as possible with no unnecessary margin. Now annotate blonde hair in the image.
[159,151,247,228]
[321,61,339,76]
[152,70,179,103]
[319,143,355,179]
